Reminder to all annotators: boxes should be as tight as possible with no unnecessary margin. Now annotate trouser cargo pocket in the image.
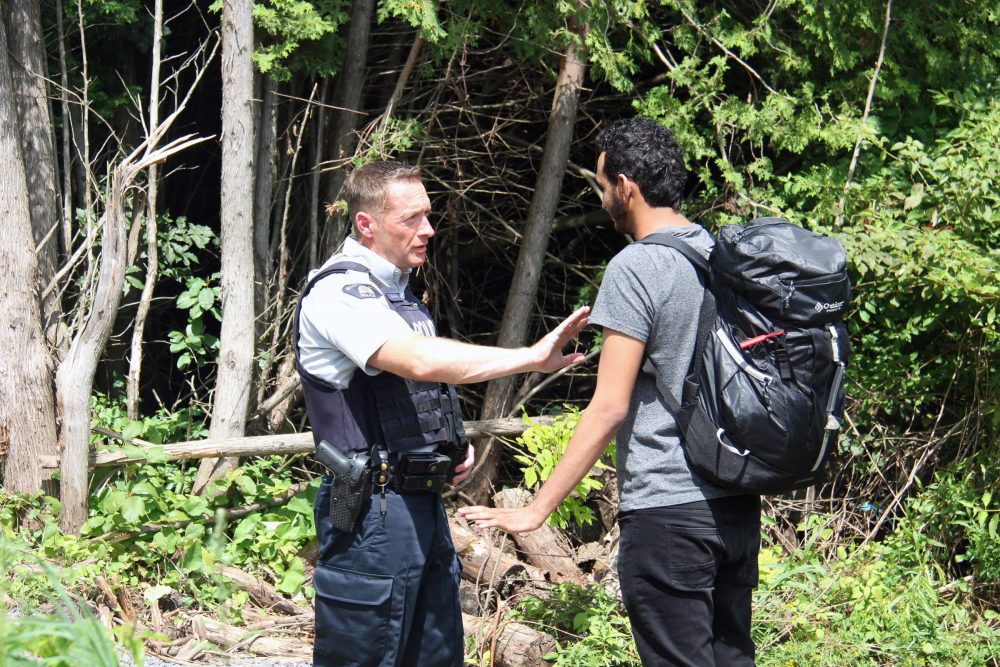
[313,563,393,667]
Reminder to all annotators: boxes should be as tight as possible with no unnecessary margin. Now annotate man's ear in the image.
[355,211,376,239]
[617,173,635,205]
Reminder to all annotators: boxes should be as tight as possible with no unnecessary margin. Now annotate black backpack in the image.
[639,217,850,494]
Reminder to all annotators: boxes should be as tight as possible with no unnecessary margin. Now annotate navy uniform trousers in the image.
[312,476,464,667]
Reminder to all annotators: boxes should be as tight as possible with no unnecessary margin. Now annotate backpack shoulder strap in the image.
[637,232,711,276]
[636,234,716,417]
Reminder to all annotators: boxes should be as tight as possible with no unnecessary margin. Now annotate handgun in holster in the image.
[316,439,371,532]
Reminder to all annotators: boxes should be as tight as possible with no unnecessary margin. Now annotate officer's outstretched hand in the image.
[529,306,591,372]
[450,445,475,485]
[457,504,546,534]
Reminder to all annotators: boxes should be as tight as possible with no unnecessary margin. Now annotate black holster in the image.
[316,440,371,532]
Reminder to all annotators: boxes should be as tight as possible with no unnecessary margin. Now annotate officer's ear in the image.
[355,211,377,240]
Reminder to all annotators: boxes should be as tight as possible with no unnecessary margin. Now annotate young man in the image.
[295,160,589,667]
[459,119,761,667]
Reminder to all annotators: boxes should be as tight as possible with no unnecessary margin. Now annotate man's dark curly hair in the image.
[597,118,687,210]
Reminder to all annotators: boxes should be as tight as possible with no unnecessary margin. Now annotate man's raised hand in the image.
[530,306,591,373]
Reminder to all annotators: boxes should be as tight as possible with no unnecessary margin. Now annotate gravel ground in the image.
[118,647,312,667]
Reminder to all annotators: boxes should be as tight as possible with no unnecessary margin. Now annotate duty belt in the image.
[372,449,452,495]
[315,439,466,531]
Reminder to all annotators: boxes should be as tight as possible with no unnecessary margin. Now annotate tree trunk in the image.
[80,416,552,469]
[462,613,557,667]
[193,0,256,493]
[468,31,588,504]
[321,0,374,257]
[0,16,59,495]
[253,73,277,317]
[3,0,63,341]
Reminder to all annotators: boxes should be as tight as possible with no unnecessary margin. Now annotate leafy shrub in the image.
[514,583,639,667]
[889,461,1000,603]
[754,510,1000,666]
[511,409,614,529]
[0,535,144,666]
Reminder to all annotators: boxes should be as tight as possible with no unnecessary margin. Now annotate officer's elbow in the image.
[405,359,445,383]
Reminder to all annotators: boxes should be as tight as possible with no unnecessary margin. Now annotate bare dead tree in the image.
[125,0,165,420]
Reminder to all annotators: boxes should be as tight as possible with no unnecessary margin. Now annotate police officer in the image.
[295,160,590,667]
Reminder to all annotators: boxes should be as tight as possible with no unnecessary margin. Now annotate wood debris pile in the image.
[83,488,619,666]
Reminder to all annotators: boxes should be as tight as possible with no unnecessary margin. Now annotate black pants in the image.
[618,495,761,667]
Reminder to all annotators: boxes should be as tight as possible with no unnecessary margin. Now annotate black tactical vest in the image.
[293,261,466,455]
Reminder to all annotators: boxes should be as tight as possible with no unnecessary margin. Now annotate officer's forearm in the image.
[369,333,542,384]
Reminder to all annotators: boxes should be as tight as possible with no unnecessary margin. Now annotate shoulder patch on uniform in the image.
[343,283,381,299]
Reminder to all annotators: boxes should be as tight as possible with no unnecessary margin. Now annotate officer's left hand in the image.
[450,445,475,485]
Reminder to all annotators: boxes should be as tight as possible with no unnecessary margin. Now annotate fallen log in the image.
[494,488,584,584]
[218,565,309,616]
[190,614,312,659]
[54,416,555,469]
[463,612,556,667]
[449,516,546,597]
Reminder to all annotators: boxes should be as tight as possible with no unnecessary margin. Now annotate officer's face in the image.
[367,179,435,271]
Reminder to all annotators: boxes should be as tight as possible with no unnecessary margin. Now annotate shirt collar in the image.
[340,237,410,290]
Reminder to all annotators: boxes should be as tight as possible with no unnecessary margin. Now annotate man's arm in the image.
[457,329,645,532]
[368,306,591,384]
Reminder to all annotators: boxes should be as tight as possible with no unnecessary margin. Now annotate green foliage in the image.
[514,583,639,667]
[125,215,217,296]
[0,394,318,619]
[356,117,425,164]
[891,460,1000,594]
[832,89,1000,424]
[0,464,316,618]
[632,2,999,455]
[0,533,144,666]
[75,454,317,610]
[157,217,218,280]
[753,465,1000,665]
[251,0,348,79]
[753,505,1000,666]
[168,274,221,371]
[377,0,446,43]
[511,409,613,530]
[755,544,1000,665]
[91,381,208,445]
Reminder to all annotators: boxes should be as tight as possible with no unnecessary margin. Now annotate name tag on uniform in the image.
[343,283,381,299]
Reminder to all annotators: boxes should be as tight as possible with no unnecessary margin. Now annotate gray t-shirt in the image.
[590,223,738,511]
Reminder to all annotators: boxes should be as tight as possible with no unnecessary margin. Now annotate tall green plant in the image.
[0,537,144,667]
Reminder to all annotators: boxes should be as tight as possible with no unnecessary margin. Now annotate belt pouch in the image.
[396,451,451,493]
